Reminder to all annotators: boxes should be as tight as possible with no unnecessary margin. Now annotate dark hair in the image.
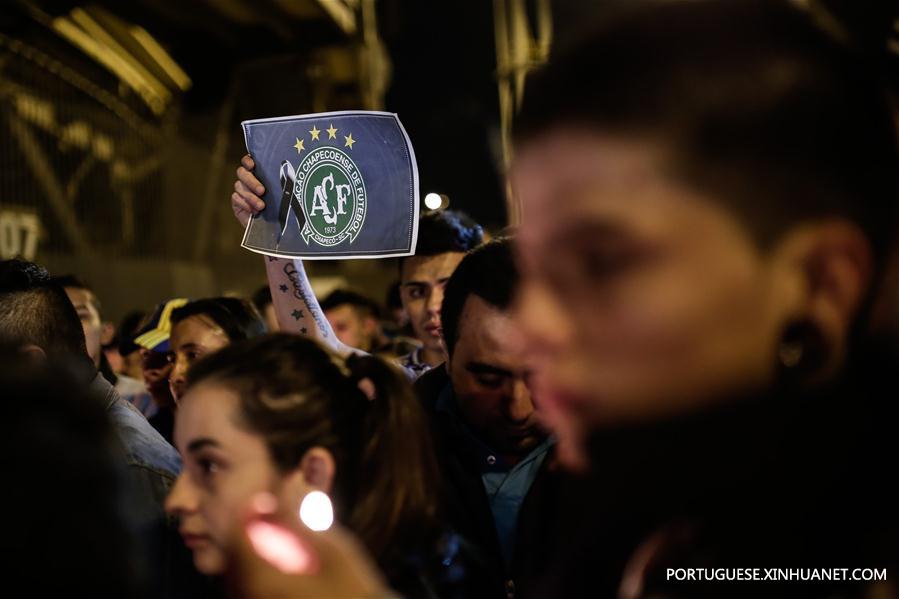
[170,297,267,341]
[401,210,484,275]
[52,274,102,313]
[250,285,272,313]
[0,259,90,363]
[515,0,899,264]
[51,274,89,290]
[320,289,381,319]
[2,345,143,596]
[185,334,438,568]
[117,310,147,355]
[386,281,403,311]
[441,238,519,357]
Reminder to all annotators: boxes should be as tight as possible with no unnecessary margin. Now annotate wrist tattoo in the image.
[283,262,330,336]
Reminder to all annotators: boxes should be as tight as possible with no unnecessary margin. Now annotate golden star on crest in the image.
[344,133,356,149]
[326,124,338,139]
[309,125,320,141]
[293,137,305,153]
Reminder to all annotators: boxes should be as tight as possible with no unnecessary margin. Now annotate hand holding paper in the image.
[240,111,419,260]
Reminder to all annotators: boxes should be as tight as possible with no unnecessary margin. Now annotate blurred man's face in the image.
[511,130,797,438]
[448,295,544,462]
[324,304,377,352]
[400,253,466,355]
[119,350,144,381]
[65,287,103,367]
[140,348,175,409]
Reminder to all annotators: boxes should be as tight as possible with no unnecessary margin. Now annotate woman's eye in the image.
[187,351,202,363]
[197,459,220,478]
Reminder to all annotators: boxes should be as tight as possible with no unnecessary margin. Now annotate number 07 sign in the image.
[240,111,420,260]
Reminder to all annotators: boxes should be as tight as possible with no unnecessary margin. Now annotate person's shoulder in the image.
[107,397,181,479]
[114,373,146,396]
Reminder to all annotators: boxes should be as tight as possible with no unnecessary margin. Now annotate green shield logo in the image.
[294,146,366,247]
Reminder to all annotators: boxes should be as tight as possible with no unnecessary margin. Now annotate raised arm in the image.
[232,155,357,356]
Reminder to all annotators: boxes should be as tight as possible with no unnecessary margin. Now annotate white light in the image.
[299,491,334,531]
[424,192,443,210]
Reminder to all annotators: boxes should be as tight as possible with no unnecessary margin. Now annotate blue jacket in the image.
[92,373,180,513]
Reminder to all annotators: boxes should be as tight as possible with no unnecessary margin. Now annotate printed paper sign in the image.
[241,111,419,259]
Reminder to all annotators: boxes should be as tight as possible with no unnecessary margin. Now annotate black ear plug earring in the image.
[776,320,828,384]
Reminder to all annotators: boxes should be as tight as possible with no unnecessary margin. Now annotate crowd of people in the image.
[2,1,898,597]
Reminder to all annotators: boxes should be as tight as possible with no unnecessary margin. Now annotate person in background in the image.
[393,210,486,373]
[166,334,481,597]
[53,274,154,416]
[250,285,279,332]
[321,288,418,359]
[51,275,110,367]
[320,288,385,352]
[120,298,190,443]
[114,309,150,380]
[0,259,198,599]
[167,297,266,403]
[230,157,484,378]
[510,1,899,596]
[415,237,559,599]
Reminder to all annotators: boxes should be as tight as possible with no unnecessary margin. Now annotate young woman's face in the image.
[168,316,231,402]
[165,382,281,575]
[511,130,804,433]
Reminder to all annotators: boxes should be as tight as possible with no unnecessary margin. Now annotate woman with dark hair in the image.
[165,333,476,597]
[167,297,267,402]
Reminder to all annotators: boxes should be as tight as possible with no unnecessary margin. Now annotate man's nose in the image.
[505,378,535,423]
[426,285,444,316]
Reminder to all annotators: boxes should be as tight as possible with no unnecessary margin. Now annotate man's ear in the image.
[362,316,379,337]
[295,446,336,494]
[772,219,873,373]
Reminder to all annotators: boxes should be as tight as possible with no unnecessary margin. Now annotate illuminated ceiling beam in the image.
[315,0,357,35]
[51,15,168,115]
[8,115,93,255]
[70,8,172,103]
[129,25,192,92]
